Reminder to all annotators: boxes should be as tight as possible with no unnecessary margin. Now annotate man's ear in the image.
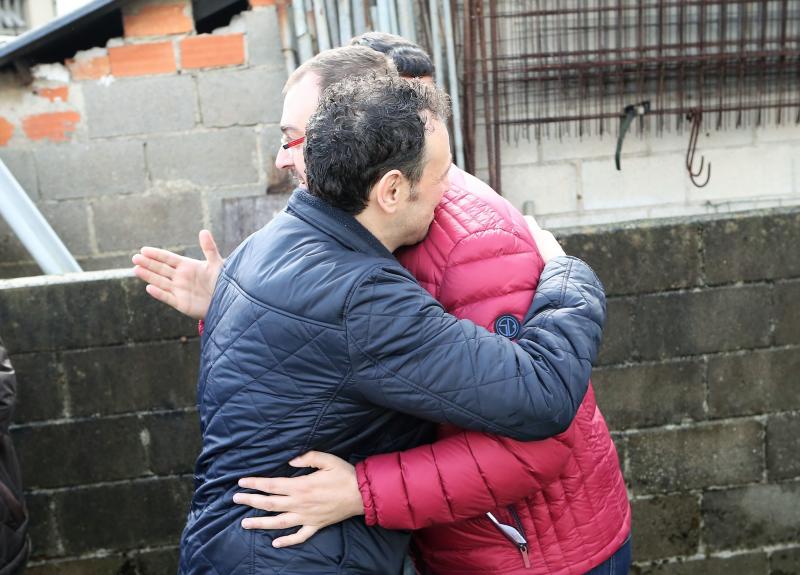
[371,170,406,214]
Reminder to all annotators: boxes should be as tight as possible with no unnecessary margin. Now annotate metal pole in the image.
[293,0,314,62]
[441,0,464,167]
[338,0,352,44]
[429,0,445,87]
[277,1,299,74]
[0,160,81,275]
[397,0,416,43]
[376,0,391,32]
[312,0,332,51]
[352,0,367,36]
[388,0,399,35]
[324,0,341,46]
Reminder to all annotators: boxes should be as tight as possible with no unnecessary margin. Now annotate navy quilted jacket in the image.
[178,189,606,574]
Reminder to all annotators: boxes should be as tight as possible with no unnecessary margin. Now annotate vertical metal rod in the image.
[488,0,501,193]
[352,0,367,37]
[476,0,496,190]
[442,0,465,168]
[0,161,81,275]
[388,0,400,35]
[462,0,476,174]
[398,0,417,43]
[293,0,314,62]
[313,0,332,51]
[376,0,391,32]
[337,0,352,43]
[277,2,299,74]
[430,0,445,87]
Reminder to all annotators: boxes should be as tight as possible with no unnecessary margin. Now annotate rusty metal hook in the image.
[686,110,711,188]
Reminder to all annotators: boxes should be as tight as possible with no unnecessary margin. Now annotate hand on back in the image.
[524,215,565,264]
[132,230,223,320]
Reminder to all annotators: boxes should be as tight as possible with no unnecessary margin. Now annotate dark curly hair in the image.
[304,73,450,215]
[350,31,435,79]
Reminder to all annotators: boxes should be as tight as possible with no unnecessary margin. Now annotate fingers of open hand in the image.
[272,525,320,548]
[144,284,177,308]
[238,476,301,496]
[241,512,302,532]
[132,253,175,280]
[233,493,291,513]
[139,246,183,268]
[133,265,174,292]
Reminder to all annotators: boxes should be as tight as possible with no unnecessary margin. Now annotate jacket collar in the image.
[287,188,396,260]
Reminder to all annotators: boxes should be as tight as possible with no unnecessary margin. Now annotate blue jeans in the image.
[585,534,632,575]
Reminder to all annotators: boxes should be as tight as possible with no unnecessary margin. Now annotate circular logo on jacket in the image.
[494,315,521,339]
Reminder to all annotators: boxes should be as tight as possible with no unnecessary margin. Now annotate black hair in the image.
[350,31,435,78]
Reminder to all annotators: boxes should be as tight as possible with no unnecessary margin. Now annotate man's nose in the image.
[275,146,293,170]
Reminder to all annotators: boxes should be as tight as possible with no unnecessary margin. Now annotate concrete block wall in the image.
[0,206,797,573]
[475,121,800,230]
[0,0,291,278]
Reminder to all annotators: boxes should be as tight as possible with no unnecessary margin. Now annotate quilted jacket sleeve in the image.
[344,255,605,441]
[355,426,574,528]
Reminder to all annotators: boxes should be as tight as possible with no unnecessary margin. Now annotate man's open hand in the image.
[525,215,565,264]
[234,451,364,548]
[132,230,222,320]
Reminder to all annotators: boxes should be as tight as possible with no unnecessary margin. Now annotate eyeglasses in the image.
[282,136,305,150]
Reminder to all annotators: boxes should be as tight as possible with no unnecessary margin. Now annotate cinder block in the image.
[10,351,66,423]
[596,297,636,365]
[146,128,259,186]
[36,200,92,256]
[542,131,647,163]
[544,207,651,229]
[774,280,800,346]
[648,126,756,154]
[0,276,130,353]
[561,221,702,296]
[144,410,201,475]
[62,340,199,418]
[26,556,128,574]
[0,148,38,198]
[770,547,800,575]
[474,130,538,170]
[77,252,138,272]
[92,190,205,253]
[27,491,61,560]
[198,67,285,128]
[702,481,800,551]
[0,216,32,263]
[218,192,290,255]
[123,276,200,341]
[0,261,40,279]
[581,153,687,211]
[633,285,773,360]
[13,416,148,489]
[83,76,196,138]
[244,7,285,69]
[690,145,794,203]
[767,412,800,481]
[36,140,147,200]
[702,211,800,285]
[630,493,700,561]
[707,348,800,418]
[633,553,768,575]
[627,420,763,493]
[592,360,705,431]
[755,122,800,144]
[500,162,579,215]
[55,476,194,556]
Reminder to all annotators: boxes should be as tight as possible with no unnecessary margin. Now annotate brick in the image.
[633,553,768,575]
[581,153,687,211]
[244,7,285,68]
[180,34,245,69]
[0,148,38,198]
[0,116,15,145]
[561,221,702,296]
[108,42,177,77]
[0,275,130,353]
[633,285,773,360]
[771,547,800,575]
[774,280,800,346]
[144,410,201,475]
[13,416,149,488]
[596,297,636,365]
[690,145,794,203]
[11,351,66,423]
[83,75,196,137]
[630,494,700,561]
[35,139,146,200]
[198,66,285,127]
[702,211,800,285]
[123,276,200,341]
[63,341,198,417]
[35,86,69,102]
[146,128,259,186]
[250,0,276,5]
[767,412,800,481]
[27,491,61,559]
[123,3,193,37]
[703,481,800,551]
[22,111,80,142]
[627,420,763,493]
[707,348,800,418]
[592,360,705,431]
[65,55,110,81]
[56,476,193,555]
[92,190,205,253]
[218,192,290,255]
[501,163,579,216]
[37,200,92,256]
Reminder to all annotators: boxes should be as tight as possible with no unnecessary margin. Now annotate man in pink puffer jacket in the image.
[133,39,630,574]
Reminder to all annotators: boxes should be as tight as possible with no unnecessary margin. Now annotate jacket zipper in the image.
[508,506,531,569]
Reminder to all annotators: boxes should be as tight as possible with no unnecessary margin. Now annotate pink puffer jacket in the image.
[355,166,630,574]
